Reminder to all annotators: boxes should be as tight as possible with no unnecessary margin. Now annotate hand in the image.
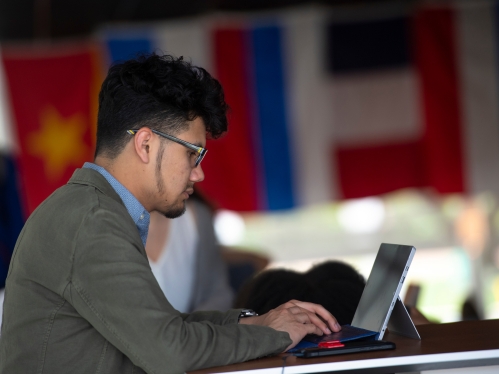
[239,299,341,351]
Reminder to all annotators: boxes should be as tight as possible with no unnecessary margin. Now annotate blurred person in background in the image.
[145,189,234,312]
[236,261,366,325]
[237,260,432,326]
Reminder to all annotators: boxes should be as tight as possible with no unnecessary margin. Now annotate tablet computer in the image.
[299,243,419,347]
[351,243,416,339]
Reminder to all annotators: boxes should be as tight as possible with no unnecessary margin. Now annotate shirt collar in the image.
[83,162,150,246]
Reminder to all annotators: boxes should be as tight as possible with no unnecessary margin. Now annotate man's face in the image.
[152,117,206,218]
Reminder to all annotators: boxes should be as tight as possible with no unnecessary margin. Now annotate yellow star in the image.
[28,106,89,181]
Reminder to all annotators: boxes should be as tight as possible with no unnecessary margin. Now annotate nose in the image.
[190,164,204,183]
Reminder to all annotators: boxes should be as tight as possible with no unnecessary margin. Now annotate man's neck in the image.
[93,156,114,174]
[94,155,148,210]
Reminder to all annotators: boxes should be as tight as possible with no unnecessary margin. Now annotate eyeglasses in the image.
[127,129,207,167]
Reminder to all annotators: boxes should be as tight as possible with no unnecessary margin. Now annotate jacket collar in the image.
[67,167,123,206]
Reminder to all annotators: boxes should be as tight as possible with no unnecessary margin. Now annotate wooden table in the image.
[190,319,499,374]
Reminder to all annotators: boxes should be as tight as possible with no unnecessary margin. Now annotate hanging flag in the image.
[1,43,102,215]
[97,2,499,211]
[329,12,427,198]
[330,2,499,199]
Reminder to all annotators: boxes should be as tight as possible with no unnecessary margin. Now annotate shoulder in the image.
[23,168,133,251]
[31,168,126,225]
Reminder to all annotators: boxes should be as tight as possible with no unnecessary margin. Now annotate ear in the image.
[132,128,154,164]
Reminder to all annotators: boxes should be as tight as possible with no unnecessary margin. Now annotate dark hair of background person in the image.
[95,53,229,159]
[234,261,366,325]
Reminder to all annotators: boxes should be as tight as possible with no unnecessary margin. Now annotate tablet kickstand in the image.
[387,297,421,340]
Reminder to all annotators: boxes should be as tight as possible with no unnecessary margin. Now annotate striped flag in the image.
[98,1,499,211]
[331,3,499,199]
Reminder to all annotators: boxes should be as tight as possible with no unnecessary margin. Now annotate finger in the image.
[283,321,324,352]
[291,301,341,332]
[302,320,324,336]
[280,300,341,332]
[301,309,333,335]
[286,304,328,320]
[291,310,314,325]
[286,306,307,315]
[287,307,332,335]
[279,300,301,310]
[310,312,334,334]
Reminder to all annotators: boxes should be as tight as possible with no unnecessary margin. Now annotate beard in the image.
[155,142,188,219]
[162,203,186,219]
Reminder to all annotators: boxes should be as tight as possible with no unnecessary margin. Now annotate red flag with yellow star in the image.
[1,43,103,214]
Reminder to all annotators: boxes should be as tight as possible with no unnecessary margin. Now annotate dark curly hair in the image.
[95,53,229,158]
[234,261,366,325]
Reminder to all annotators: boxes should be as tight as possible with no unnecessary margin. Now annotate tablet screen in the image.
[351,243,415,338]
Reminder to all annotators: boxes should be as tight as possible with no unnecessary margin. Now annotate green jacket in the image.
[0,168,291,374]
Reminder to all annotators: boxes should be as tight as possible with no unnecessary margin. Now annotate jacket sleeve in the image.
[66,203,291,374]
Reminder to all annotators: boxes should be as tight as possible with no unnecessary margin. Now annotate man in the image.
[0,54,340,374]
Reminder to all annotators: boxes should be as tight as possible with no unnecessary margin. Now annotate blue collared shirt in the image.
[83,162,150,246]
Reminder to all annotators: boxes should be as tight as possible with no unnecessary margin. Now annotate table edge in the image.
[206,349,499,374]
